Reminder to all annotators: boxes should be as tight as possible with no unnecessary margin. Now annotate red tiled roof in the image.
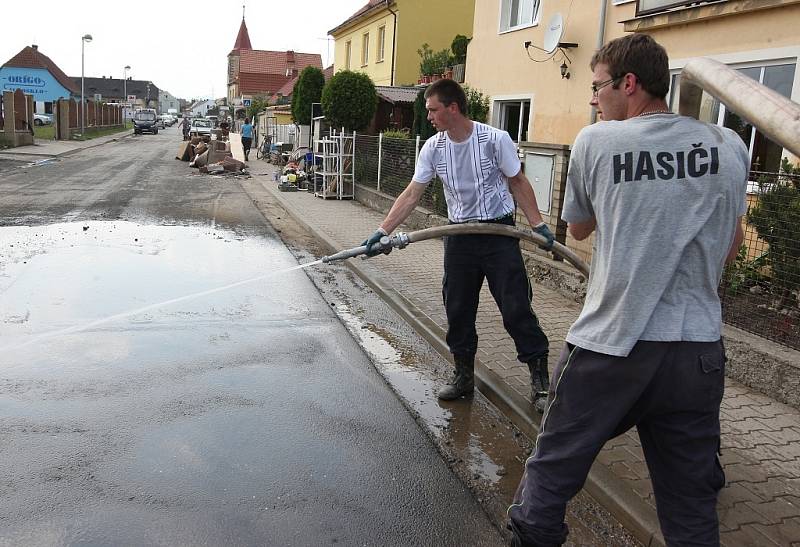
[230,18,252,55]
[239,73,292,95]
[276,75,299,97]
[329,0,391,36]
[238,50,322,74]
[2,45,80,94]
[323,65,334,81]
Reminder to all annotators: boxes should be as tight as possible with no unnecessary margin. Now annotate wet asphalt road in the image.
[0,128,504,546]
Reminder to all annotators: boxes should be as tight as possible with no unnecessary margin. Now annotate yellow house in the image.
[329,0,475,86]
[466,0,800,261]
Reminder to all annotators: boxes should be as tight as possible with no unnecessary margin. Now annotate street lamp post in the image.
[123,65,131,121]
[80,33,92,136]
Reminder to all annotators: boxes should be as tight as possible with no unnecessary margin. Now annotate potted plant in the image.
[417,43,436,83]
[432,48,454,80]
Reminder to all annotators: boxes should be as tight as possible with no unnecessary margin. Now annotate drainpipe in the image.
[590,0,609,124]
[386,0,398,86]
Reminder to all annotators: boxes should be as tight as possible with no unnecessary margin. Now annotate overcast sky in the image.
[2,0,367,100]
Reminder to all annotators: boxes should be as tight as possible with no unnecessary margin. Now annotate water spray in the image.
[321,224,589,278]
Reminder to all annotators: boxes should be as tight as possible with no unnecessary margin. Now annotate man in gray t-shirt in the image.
[508,34,748,547]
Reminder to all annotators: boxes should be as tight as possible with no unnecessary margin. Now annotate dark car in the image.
[133,109,159,135]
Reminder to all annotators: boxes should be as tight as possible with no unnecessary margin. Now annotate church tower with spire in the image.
[227,6,252,103]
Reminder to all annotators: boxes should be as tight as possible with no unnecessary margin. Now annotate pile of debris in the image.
[175,136,247,175]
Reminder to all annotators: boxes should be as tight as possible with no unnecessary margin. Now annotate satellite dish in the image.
[543,13,564,54]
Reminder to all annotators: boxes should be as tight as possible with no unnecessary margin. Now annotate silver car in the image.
[190,118,213,137]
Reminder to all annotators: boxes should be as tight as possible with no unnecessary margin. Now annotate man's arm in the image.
[726,218,744,264]
[568,219,597,241]
[379,181,428,234]
[507,170,544,227]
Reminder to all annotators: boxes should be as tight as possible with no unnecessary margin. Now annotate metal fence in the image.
[353,134,800,351]
[354,134,447,217]
[719,169,800,350]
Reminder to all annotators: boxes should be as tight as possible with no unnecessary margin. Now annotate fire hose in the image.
[321,223,589,279]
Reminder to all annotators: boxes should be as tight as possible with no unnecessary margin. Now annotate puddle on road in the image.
[0,221,316,362]
[334,303,519,487]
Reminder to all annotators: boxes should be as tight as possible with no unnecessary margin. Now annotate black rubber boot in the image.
[438,354,475,400]
[527,355,550,413]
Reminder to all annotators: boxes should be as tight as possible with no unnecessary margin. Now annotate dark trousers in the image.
[241,137,252,158]
[442,229,548,362]
[508,340,726,547]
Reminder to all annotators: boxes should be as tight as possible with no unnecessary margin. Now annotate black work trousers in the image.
[508,340,727,547]
[441,229,548,362]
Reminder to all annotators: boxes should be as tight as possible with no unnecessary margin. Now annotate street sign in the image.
[127,94,136,102]
[242,99,251,107]
[93,93,102,101]
[220,106,229,111]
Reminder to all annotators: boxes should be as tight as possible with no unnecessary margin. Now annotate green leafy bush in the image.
[321,70,377,131]
[748,170,800,302]
[464,86,489,123]
[451,35,470,65]
[722,245,769,295]
[291,67,325,125]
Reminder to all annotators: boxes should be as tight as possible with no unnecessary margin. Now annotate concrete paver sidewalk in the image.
[232,135,800,546]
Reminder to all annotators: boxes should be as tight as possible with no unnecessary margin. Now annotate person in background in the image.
[179,116,190,141]
[219,118,230,142]
[361,79,555,412]
[507,33,749,547]
[241,117,253,161]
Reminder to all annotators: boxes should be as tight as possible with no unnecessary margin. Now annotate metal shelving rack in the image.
[314,128,355,200]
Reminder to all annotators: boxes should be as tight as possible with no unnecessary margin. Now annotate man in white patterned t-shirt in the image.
[362,79,556,412]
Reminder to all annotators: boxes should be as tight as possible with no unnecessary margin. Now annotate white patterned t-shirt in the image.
[412,122,519,223]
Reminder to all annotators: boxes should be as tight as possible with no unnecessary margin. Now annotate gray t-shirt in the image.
[412,122,518,222]
[562,114,749,357]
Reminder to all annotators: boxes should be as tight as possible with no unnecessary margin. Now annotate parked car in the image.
[133,109,159,135]
[190,118,213,137]
[33,113,53,126]
[160,114,175,127]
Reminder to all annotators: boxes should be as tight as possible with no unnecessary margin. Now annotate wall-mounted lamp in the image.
[560,62,570,79]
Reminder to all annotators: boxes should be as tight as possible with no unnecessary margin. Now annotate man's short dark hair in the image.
[590,33,670,100]
[424,79,467,115]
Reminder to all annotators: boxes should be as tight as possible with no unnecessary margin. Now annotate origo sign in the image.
[0,67,72,101]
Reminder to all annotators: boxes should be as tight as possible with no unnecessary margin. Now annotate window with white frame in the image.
[377,26,386,62]
[668,61,796,172]
[345,41,352,70]
[499,0,541,33]
[361,33,370,66]
[494,99,531,142]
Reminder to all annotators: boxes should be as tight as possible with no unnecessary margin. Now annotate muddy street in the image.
[0,128,505,546]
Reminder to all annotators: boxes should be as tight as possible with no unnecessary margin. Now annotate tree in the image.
[291,66,326,125]
[321,70,377,131]
[412,88,435,140]
[246,94,268,120]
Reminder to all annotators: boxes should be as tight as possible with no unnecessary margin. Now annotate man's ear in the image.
[624,73,638,96]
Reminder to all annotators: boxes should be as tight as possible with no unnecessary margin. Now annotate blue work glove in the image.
[532,222,555,251]
[361,227,389,258]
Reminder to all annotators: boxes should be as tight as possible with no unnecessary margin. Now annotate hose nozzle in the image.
[321,232,411,264]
